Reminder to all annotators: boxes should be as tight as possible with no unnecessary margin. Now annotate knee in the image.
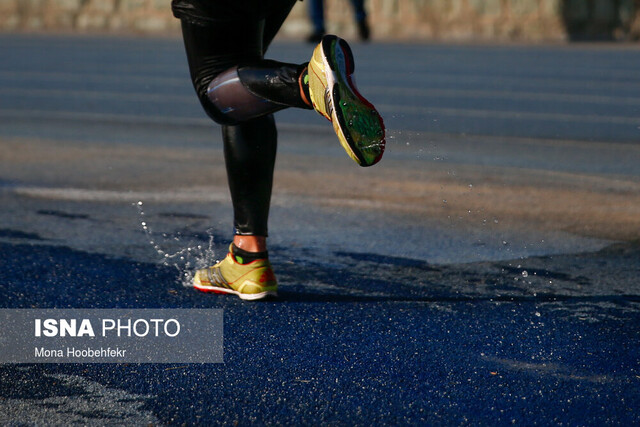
[188,64,242,125]
[203,66,288,125]
[195,85,239,126]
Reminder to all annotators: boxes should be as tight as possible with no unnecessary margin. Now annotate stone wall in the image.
[1,0,638,41]
[0,0,181,34]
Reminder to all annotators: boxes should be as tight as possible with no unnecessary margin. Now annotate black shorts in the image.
[171,0,281,26]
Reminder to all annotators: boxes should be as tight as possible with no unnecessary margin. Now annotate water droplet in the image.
[134,200,219,287]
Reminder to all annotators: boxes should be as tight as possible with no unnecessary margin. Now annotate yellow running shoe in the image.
[193,245,277,301]
[307,34,385,167]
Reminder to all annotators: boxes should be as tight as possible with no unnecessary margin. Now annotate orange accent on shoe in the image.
[298,66,312,108]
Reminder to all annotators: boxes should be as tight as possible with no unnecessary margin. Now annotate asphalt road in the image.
[1,33,639,425]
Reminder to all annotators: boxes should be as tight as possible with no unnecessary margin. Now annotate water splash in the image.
[386,129,432,159]
[134,201,217,287]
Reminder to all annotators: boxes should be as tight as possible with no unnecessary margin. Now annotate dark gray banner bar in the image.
[0,309,223,363]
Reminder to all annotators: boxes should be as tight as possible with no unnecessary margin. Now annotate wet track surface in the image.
[1,34,640,424]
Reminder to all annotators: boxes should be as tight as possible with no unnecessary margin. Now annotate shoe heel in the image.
[321,35,355,75]
[338,38,355,74]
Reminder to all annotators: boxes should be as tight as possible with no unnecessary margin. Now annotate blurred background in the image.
[3,0,640,42]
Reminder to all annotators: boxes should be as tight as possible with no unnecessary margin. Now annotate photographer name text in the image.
[35,346,126,358]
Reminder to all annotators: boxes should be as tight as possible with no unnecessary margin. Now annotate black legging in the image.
[178,0,309,236]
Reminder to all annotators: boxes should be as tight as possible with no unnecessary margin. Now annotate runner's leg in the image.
[178,0,303,238]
